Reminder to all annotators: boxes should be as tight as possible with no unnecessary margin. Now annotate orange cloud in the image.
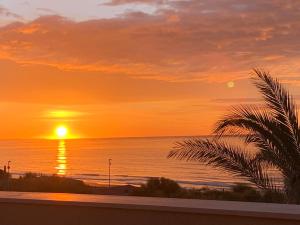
[0,1,300,83]
[42,110,87,119]
[1,0,300,138]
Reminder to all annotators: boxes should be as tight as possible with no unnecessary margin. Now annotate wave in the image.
[11,171,252,189]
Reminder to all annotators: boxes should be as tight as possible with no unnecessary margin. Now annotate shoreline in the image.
[11,172,240,190]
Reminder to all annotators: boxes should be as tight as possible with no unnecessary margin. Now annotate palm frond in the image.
[168,138,279,192]
[252,69,300,152]
[213,105,300,174]
[214,105,276,140]
[252,135,293,179]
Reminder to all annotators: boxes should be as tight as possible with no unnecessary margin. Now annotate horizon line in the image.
[0,134,241,141]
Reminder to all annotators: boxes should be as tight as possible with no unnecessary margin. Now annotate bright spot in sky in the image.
[56,126,68,139]
[227,81,235,88]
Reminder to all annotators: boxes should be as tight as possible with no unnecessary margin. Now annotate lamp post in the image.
[7,161,11,174]
[7,161,11,190]
[108,159,112,188]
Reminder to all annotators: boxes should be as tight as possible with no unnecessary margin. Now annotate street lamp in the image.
[7,161,11,191]
[7,161,11,174]
[108,159,112,188]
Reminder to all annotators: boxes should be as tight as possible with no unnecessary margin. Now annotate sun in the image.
[55,126,68,139]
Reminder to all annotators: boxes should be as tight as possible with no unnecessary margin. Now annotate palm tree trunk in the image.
[285,178,300,204]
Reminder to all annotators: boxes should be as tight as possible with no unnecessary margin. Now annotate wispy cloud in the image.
[103,0,168,5]
[212,97,263,103]
[0,6,22,19]
[41,110,88,119]
[36,8,57,14]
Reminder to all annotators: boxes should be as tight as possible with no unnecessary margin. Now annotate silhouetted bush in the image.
[135,177,183,197]
[0,173,136,195]
[133,178,285,203]
[8,173,90,194]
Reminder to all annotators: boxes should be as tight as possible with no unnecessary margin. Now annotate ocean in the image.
[0,136,280,188]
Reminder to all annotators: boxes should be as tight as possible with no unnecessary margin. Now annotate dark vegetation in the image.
[133,177,284,203]
[4,173,90,193]
[0,173,286,203]
[0,172,135,195]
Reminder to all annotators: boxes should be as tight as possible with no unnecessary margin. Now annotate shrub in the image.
[135,177,182,197]
[9,174,90,193]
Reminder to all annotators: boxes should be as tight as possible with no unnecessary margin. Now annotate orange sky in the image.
[1,0,300,139]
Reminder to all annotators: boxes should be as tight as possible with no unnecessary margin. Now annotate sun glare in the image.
[227,81,235,88]
[55,126,68,139]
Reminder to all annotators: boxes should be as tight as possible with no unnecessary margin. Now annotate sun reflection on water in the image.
[56,140,67,175]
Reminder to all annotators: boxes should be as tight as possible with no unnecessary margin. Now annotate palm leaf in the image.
[214,105,297,176]
[252,69,300,153]
[168,138,279,191]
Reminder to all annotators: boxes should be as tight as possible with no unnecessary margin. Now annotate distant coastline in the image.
[0,134,242,141]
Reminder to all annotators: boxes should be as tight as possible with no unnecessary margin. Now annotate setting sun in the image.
[1,1,300,220]
[55,126,68,139]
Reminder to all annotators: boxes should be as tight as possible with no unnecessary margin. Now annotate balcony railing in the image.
[0,191,300,225]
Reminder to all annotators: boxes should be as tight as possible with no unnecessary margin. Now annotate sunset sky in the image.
[1,0,300,139]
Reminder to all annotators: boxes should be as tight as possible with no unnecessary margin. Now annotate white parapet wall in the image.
[0,191,300,225]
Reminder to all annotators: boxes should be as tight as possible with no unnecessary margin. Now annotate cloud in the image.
[103,0,168,5]
[1,1,300,82]
[0,6,23,19]
[41,110,88,121]
[212,97,263,104]
[36,8,57,14]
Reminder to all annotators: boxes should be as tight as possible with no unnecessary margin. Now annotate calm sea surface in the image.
[0,137,280,188]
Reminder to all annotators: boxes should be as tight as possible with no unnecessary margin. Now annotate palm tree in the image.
[168,69,300,203]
